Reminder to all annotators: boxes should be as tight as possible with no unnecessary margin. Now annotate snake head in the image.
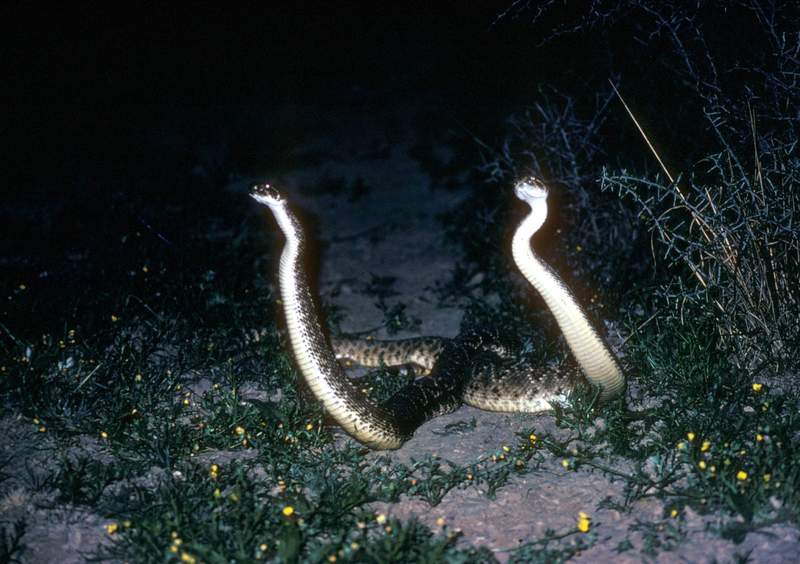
[514,177,549,203]
[250,183,285,207]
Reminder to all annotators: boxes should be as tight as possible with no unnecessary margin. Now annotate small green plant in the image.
[0,519,26,564]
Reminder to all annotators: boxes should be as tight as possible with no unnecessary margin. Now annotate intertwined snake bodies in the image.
[252,179,624,449]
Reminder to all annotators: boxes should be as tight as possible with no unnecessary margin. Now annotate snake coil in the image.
[252,178,624,449]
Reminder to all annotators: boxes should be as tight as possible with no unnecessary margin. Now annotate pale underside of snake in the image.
[251,179,625,449]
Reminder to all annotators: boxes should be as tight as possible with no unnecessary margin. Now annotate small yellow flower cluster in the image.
[33,416,47,433]
[282,505,295,517]
[210,463,219,480]
[235,426,250,447]
[492,450,506,462]
[168,531,193,561]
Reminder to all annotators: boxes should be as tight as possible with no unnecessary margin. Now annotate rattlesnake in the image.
[251,178,625,449]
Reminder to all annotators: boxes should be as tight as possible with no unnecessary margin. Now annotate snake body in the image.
[251,178,625,449]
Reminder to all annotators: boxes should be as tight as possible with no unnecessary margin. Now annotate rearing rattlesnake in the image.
[251,178,625,449]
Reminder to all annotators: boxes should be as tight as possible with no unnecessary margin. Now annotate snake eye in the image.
[250,183,284,204]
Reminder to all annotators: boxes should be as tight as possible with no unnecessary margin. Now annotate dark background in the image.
[4,2,794,313]
[6,3,612,192]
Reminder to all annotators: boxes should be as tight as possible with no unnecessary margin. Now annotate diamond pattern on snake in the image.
[251,178,625,449]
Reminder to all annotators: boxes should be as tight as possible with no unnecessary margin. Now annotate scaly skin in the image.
[252,178,624,449]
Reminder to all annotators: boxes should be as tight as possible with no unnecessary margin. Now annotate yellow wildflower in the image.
[282,506,294,517]
[235,426,246,435]
[752,383,763,393]
[670,509,679,518]
[375,513,387,524]
[105,523,119,535]
[577,511,591,533]
[687,432,696,442]
[737,471,748,481]
[701,440,711,452]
